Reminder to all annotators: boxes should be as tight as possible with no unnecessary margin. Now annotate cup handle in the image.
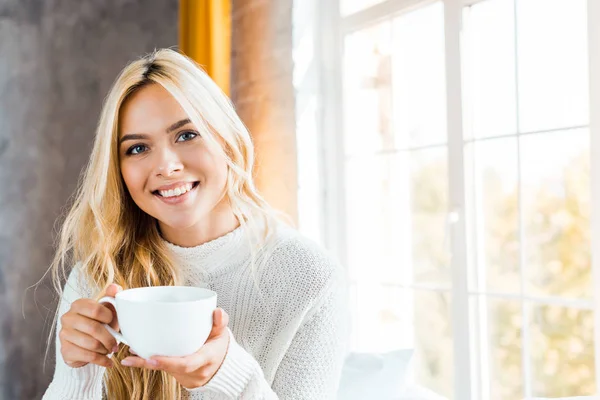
[98,296,128,346]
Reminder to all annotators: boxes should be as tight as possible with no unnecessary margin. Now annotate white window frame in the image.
[589,0,600,395]
[295,0,600,398]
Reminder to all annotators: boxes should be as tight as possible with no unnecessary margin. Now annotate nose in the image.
[154,147,183,177]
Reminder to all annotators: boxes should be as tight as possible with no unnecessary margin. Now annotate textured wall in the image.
[230,0,298,223]
[0,1,177,398]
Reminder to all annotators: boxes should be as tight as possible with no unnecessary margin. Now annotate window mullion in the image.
[318,0,347,265]
[510,0,533,397]
[444,0,472,399]
[587,0,600,393]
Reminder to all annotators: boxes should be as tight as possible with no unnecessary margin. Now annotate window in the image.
[465,0,592,398]
[293,0,600,398]
[342,3,454,396]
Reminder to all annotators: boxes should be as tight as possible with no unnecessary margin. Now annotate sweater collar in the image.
[162,225,248,275]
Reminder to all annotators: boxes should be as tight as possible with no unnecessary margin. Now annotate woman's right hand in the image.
[59,284,123,368]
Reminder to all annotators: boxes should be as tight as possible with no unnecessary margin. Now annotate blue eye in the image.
[177,131,198,142]
[126,144,147,155]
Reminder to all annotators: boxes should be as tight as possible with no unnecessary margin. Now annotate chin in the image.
[158,216,198,231]
[156,210,207,230]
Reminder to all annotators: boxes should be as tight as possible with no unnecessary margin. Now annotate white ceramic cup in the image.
[98,286,217,360]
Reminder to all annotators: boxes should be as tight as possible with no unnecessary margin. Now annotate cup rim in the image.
[115,286,217,304]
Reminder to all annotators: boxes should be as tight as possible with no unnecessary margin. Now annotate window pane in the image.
[342,3,447,157]
[517,0,589,132]
[345,149,449,286]
[471,297,523,400]
[341,0,386,16]
[466,138,520,293]
[411,148,450,284]
[530,305,595,397]
[343,22,392,157]
[392,2,447,147]
[414,290,453,398]
[350,286,453,396]
[462,0,517,139]
[345,155,406,285]
[521,129,591,298]
[349,284,412,352]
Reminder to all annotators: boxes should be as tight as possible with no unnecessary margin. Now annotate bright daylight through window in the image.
[294,0,598,398]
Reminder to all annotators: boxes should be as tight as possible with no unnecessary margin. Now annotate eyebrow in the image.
[119,118,192,145]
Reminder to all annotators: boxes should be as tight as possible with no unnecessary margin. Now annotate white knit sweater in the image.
[43,224,350,399]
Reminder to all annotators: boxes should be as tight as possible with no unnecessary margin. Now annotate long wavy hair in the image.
[47,48,284,399]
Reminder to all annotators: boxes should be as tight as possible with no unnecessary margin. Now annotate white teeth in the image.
[158,183,193,198]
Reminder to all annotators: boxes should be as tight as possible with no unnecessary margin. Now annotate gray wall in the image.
[0,1,177,398]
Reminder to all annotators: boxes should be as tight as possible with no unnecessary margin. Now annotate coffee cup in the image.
[98,286,217,360]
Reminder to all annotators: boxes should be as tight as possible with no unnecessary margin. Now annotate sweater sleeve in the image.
[42,266,106,400]
[185,272,350,400]
[185,329,278,400]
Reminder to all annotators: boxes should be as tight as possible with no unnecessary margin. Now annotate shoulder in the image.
[258,225,346,299]
[62,262,96,302]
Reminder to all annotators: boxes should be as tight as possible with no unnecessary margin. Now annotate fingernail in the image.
[112,344,119,353]
[148,359,159,367]
[121,359,133,366]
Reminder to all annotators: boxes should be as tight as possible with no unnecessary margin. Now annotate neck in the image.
[158,204,240,248]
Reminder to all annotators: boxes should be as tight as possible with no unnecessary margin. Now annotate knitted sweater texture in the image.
[42,224,350,399]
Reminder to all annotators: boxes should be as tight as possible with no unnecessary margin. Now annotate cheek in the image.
[217,161,229,188]
[120,163,146,197]
[203,156,228,188]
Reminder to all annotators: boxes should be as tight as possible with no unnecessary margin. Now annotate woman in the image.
[42,48,349,400]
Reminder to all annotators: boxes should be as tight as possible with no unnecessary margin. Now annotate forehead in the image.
[119,83,188,136]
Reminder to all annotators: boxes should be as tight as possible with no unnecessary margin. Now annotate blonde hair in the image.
[48,48,285,399]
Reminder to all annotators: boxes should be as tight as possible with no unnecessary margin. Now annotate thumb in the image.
[210,308,229,337]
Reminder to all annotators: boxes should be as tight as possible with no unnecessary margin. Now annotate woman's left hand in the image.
[121,308,230,389]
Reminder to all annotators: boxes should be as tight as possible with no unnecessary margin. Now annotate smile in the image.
[152,181,199,204]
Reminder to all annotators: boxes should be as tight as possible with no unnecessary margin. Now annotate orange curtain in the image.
[179,0,231,95]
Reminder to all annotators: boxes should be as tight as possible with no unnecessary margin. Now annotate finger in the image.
[61,340,113,368]
[101,284,122,331]
[121,356,161,370]
[68,316,118,353]
[60,327,112,354]
[71,299,114,325]
[208,309,229,339]
[102,303,120,332]
[211,308,228,330]
[220,309,229,328]
[103,283,123,298]
[149,352,208,375]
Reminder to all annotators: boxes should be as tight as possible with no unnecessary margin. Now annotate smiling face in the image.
[118,83,230,240]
